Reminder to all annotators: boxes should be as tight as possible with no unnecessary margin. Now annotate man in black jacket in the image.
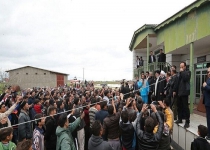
[45,106,57,150]
[169,69,179,120]
[135,104,163,150]
[158,49,166,71]
[175,62,191,128]
[119,110,135,150]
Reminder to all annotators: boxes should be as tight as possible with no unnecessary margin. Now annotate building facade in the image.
[129,0,210,106]
[6,66,68,89]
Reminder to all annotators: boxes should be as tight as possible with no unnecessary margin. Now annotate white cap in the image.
[161,70,166,75]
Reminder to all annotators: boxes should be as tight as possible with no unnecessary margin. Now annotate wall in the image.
[8,67,57,89]
[156,4,210,53]
[64,75,67,85]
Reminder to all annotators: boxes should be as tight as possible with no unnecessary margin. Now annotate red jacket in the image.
[34,104,42,114]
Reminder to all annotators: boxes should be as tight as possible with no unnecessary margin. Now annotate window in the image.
[44,73,46,75]
[26,73,28,75]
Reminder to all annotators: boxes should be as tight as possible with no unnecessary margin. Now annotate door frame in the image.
[194,62,209,103]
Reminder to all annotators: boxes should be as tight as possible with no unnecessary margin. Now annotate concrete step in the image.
[171,113,207,150]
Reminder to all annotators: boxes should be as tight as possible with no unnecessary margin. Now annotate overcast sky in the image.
[0,0,195,81]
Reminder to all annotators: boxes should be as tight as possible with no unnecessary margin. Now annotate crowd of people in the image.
[0,63,210,150]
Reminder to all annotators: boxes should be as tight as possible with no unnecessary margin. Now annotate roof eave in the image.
[129,24,157,51]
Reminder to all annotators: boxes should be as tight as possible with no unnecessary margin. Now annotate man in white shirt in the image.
[148,51,156,63]
[136,56,140,68]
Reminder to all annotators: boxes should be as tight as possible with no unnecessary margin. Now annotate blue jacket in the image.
[95,109,108,125]
[203,78,210,107]
[137,80,149,96]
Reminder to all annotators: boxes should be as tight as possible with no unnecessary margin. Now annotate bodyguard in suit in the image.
[175,62,191,128]
[154,70,164,101]
[202,67,210,140]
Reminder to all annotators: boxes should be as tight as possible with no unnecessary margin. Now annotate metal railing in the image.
[134,62,172,78]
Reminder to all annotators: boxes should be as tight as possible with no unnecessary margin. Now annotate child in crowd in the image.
[0,127,16,150]
[191,125,210,150]
[16,139,32,150]
[32,113,45,150]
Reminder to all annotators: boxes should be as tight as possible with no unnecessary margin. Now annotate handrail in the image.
[134,62,172,78]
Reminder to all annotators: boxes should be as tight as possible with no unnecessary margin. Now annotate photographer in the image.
[135,104,163,150]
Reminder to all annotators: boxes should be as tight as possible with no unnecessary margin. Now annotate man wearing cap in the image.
[160,70,167,97]
[154,70,164,101]
[18,100,32,141]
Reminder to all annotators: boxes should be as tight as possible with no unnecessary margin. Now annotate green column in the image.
[147,35,149,71]
[190,42,194,114]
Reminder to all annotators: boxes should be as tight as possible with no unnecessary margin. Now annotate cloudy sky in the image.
[0,0,195,81]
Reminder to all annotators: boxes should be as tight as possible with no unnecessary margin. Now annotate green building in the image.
[129,0,210,110]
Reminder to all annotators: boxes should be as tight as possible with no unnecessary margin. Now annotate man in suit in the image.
[202,67,210,139]
[175,62,191,128]
[158,49,166,71]
[154,70,164,101]
[148,51,156,71]
[148,51,156,63]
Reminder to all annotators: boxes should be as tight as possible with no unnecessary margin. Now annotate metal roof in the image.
[6,66,69,75]
[155,0,209,31]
